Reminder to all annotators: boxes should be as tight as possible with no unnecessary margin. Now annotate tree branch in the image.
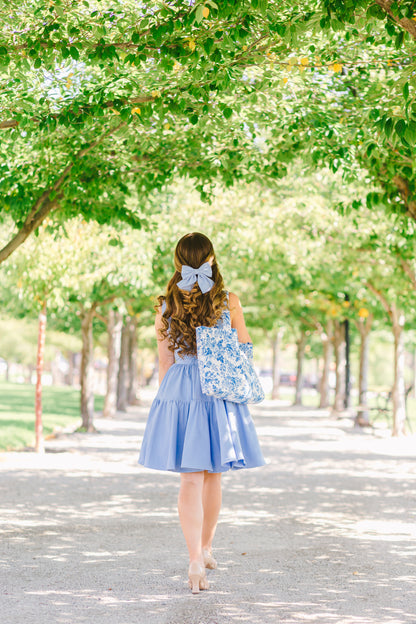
[375,0,416,40]
[354,312,374,338]
[365,280,392,320]
[0,119,19,129]
[297,314,319,331]
[0,122,125,265]
[0,33,294,132]
[0,96,154,129]
[400,258,416,290]
[392,174,416,220]
[93,311,108,325]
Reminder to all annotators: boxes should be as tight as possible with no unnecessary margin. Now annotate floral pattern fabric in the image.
[196,309,265,404]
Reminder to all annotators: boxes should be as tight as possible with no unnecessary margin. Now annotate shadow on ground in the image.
[0,402,415,624]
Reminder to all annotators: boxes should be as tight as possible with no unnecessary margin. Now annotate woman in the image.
[138,232,265,594]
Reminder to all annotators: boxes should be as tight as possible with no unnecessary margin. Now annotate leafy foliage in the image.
[1,0,416,264]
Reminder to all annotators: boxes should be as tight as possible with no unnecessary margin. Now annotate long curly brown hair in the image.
[157,232,227,356]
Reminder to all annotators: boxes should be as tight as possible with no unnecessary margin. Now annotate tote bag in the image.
[196,325,265,404]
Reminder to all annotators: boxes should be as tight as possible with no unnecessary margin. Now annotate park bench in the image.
[356,386,413,433]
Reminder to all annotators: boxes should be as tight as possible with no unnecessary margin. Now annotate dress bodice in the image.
[161,296,231,363]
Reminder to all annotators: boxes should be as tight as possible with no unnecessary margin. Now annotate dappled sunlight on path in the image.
[0,398,415,624]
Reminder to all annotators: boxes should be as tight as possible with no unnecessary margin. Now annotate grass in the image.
[1,382,414,452]
[0,382,104,451]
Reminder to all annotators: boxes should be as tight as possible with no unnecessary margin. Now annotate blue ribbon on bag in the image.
[177,262,214,294]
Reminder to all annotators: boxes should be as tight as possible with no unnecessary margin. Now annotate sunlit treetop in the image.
[1,0,416,265]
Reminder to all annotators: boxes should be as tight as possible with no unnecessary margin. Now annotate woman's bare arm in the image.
[228,292,252,343]
[155,307,175,384]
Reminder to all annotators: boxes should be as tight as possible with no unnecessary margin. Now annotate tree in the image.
[354,310,374,425]
[2,0,416,269]
[0,217,154,431]
[0,1,304,262]
[0,218,83,449]
[339,208,416,434]
[103,309,123,418]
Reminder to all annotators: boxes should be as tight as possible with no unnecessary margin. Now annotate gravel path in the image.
[1,395,416,624]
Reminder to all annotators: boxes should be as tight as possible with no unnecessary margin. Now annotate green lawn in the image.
[0,382,104,451]
[1,383,414,452]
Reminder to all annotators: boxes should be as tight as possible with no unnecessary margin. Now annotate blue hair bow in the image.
[177,262,214,294]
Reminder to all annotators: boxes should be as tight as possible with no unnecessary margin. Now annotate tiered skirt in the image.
[138,357,265,473]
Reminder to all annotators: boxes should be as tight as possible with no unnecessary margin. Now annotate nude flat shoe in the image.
[203,548,217,570]
[188,561,209,594]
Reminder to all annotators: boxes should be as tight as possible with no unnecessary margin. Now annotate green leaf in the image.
[366,4,386,20]
[203,38,214,55]
[384,117,393,138]
[223,107,233,119]
[403,82,409,101]
[395,119,406,138]
[34,58,41,69]
[69,46,79,60]
[395,31,404,49]
[211,49,222,63]
[120,107,131,121]
[404,121,416,144]
[195,5,204,23]
[190,114,199,125]
[259,0,268,15]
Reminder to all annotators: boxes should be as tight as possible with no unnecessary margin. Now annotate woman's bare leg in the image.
[201,471,222,552]
[178,471,205,563]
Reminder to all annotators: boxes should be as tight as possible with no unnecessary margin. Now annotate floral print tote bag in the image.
[196,325,265,404]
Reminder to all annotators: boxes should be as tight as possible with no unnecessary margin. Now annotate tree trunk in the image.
[374,1,416,42]
[103,310,123,418]
[117,317,130,412]
[344,317,351,408]
[66,351,75,386]
[271,328,283,400]
[319,318,333,408]
[128,316,139,405]
[392,311,406,436]
[35,301,47,453]
[354,315,373,426]
[365,283,407,436]
[80,305,96,431]
[293,330,306,406]
[332,320,346,415]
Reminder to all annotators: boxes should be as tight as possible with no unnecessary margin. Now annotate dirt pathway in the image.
[1,396,415,624]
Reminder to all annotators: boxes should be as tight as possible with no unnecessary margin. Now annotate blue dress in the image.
[138,304,266,473]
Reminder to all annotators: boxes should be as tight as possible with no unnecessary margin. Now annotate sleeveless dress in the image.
[138,302,266,473]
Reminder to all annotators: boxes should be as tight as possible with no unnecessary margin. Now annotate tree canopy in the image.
[1,0,416,264]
